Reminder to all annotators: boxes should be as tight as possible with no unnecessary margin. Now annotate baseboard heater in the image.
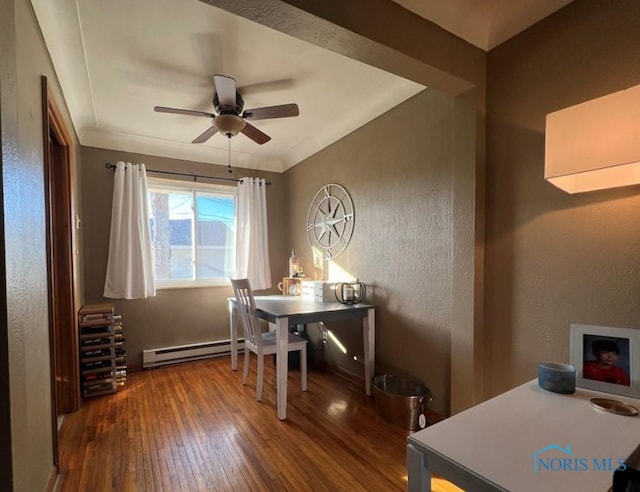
[142,338,244,369]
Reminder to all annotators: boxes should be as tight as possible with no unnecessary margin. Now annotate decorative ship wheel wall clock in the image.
[306,184,355,260]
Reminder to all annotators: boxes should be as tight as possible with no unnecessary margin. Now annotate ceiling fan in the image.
[154,74,299,145]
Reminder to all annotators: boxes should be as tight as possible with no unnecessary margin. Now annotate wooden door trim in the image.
[41,76,80,469]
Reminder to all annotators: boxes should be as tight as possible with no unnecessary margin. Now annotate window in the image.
[147,177,236,288]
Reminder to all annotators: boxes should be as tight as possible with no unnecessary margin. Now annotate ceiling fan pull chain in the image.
[227,135,233,173]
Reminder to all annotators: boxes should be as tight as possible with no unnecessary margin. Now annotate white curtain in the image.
[104,161,156,299]
[236,177,271,290]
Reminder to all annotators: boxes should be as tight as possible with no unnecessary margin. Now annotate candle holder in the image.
[334,280,367,305]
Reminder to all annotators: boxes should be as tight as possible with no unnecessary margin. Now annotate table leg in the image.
[229,300,238,371]
[363,308,375,395]
[276,316,289,420]
[407,443,430,492]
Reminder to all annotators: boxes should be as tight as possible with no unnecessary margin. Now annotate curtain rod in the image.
[104,163,271,185]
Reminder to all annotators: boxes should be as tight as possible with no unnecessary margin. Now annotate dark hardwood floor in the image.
[57,356,460,491]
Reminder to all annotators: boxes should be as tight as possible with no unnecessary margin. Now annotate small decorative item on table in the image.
[278,276,309,296]
[538,361,576,394]
[334,279,367,305]
[590,397,639,416]
[301,281,336,302]
[570,323,640,399]
[288,250,301,277]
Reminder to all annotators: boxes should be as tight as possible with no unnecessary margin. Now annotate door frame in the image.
[41,76,80,468]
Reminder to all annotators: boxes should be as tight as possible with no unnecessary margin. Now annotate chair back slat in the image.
[230,278,262,350]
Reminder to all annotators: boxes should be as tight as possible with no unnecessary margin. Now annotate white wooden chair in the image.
[230,278,308,401]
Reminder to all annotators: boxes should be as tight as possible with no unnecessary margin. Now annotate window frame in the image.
[147,176,237,289]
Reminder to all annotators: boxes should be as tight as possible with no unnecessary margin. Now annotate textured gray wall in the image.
[2,0,80,489]
[485,0,640,397]
[285,90,456,415]
[0,0,17,486]
[12,1,52,489]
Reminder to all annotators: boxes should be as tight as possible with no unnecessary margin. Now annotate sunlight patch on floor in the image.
[432,476,465,492]
[401,474,464,491]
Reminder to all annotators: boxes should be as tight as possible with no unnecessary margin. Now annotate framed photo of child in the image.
[570,324,640,398]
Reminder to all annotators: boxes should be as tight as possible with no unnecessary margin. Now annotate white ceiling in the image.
[31,0,572,173]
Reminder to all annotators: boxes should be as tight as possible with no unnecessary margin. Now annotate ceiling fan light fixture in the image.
[213,114,246,137]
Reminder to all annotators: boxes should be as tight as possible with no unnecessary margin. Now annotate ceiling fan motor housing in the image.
[213,93,244,115]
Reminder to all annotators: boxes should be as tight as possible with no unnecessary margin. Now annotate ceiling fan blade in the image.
[154,106,215,118]
[243,103,299,121]
[213,74,237,109]
[238,78,294,96]
[192,125,219,144]
[241,122,271,145]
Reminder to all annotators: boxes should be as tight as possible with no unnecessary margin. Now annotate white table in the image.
[407,380,640,491]
[228,295,375,420]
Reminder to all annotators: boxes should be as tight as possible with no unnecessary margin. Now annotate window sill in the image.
[155,278,231,290]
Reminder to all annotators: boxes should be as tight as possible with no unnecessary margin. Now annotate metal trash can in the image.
[372,374,432,431]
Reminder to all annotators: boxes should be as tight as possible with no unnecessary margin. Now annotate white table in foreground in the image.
[228,295,375,420]
[407,379,640,491]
